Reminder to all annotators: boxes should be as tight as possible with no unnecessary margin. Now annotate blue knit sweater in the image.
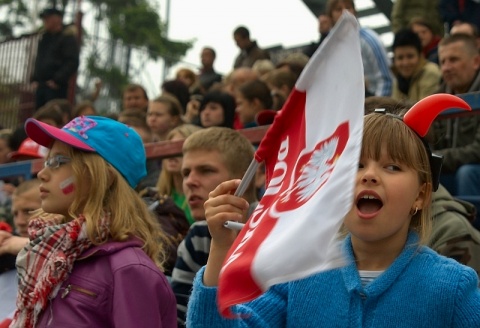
[187,233,480,327]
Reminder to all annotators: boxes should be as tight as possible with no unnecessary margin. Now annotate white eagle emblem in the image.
[295,137,338,202]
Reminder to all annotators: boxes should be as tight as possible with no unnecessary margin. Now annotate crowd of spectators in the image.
[2,0,480,326]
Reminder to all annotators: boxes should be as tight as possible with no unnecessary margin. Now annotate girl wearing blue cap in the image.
[10,116,176,328]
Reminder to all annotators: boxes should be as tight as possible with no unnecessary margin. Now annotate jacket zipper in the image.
[61,284,97,298]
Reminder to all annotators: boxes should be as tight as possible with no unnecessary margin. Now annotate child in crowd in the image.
[187,106,480,326]
[10,116,176,327]
[364,96,480,275]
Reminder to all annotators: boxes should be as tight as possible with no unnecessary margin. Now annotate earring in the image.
[410,207,418,216]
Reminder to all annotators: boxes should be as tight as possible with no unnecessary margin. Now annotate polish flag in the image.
[217,12,365,317]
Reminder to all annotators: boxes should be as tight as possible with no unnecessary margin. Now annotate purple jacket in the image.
[36,239,176,327]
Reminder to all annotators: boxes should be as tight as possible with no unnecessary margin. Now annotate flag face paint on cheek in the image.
[60,176,75,195]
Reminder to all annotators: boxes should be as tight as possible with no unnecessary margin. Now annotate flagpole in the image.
[234,159,259,197]
[223,159,259,230]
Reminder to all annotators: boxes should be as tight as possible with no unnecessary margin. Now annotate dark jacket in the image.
[199,68,222,92]
[233,41,270,69]
[440,0,480,31]
[144,192,191,276]
[431,70,480,172]
[31,24,79,86]
[303,32,330,58]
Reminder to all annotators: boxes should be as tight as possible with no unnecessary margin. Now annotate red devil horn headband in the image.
[403,93,471,137]
[403,93,471,192]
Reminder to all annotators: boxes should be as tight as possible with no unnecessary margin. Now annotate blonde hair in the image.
[156,124,202,196]
[183,127,257,202]
[13,179,41,197]
[46,149,167,269]
[252,59,275,77]
[151,94,184,119]
[362,113,433,244]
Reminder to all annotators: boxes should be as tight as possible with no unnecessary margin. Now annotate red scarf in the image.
[10,213,108,328]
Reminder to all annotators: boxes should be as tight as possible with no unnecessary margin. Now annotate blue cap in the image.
[25,116,146,188]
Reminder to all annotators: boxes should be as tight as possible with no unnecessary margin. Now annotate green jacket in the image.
[391,0,444,35]
[429,184,480,276]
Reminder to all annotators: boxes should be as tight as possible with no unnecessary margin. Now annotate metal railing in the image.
[0,33,39,130]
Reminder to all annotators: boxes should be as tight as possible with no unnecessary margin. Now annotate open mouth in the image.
[357,194,383,215]
[188,195,204,206]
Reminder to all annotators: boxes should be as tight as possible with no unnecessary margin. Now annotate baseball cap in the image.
[39,8,63,18]
[8,138,48,160]
[25,116,146,188]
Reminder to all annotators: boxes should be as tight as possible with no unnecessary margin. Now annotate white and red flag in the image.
[217,12,365,317]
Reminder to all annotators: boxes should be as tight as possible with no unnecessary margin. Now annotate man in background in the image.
[232,26,270,69]
[304,12,333,58]
[432,34,480,197]
[31,8,79,110]
[198,47,223,93]
[326,0,393,96]
[450,21,480,50]
[122,83,149,112]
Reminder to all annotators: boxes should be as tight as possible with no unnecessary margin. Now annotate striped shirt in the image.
[171,202,258,327]
[359,270,384,288]
[359,27,393,97]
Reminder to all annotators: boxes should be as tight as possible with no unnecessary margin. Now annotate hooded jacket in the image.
[430,184,480,275]
[35,239,176,328]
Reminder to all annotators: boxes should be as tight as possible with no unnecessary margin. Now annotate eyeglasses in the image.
[44,155,71,169]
